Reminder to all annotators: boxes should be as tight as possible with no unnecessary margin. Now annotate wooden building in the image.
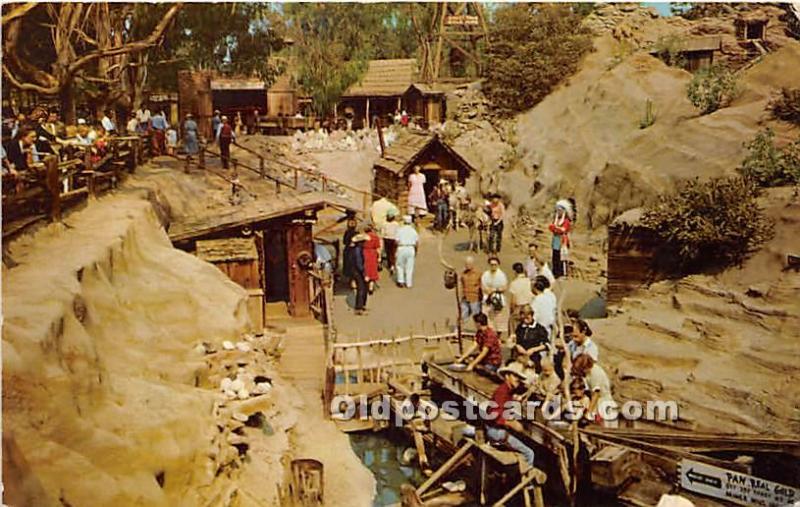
[339,59,418,129]
[373,132,475,212]
[196,238,265,329]
[650,36,722,73]
[403,84,446,127]
[735,15,768,41]
[169,193,353,321]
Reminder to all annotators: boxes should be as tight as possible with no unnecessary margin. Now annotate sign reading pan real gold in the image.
[679,459,799,507]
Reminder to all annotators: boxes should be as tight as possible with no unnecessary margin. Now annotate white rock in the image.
[224,389,237,399]
[194,343,207,354]
[230,379,245,392]
[222,340,235,350]
[220,378,233,391]
[236,342,251,353]
[237,389,250,400]
[232,412,249,422]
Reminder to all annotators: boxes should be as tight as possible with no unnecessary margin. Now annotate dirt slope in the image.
[512,37,800,229]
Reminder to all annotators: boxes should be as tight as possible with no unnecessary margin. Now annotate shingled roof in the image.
[374,131,475,175]
[343,59,418,98]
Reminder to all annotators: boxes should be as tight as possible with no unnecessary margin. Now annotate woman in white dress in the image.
[407,165,427,217]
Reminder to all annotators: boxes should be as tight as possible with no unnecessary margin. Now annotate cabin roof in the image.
[650,35,722,55]
[374,131,475,175]
[405,83,447,96]
[168,192,356,242]
[342,59,418,98]
[196,238,259,263]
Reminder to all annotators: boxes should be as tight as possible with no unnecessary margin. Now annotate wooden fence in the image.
[2,136,145,238]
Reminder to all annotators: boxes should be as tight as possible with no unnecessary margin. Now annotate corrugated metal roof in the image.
[343,59,418,98]
[196,238,259,262]
[374,131,476,175]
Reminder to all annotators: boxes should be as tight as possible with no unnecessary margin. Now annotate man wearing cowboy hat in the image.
[488,362,536,469]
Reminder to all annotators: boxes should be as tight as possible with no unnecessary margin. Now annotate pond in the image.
[349,431,426,507]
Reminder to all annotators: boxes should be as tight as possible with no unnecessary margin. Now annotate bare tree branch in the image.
[2,2,37,26]
[2,64,59,94]
[67,4,183,74]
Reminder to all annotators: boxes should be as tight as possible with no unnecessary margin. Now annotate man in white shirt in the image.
[394,215,419,288]
[100,110,116,134]
[136,106,151,131]
[481,256,509,336]
[531,275,557,337]
[126,112,139,135]
[524,242,540,280]
[508,262,534,335]
[566,319,599,362]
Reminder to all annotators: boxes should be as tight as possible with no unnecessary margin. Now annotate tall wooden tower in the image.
[416,3,490,84]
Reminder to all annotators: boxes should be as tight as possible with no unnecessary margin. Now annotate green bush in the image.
[641,176,773,272]
[686,64,739,115]
[738,128,800,187]
[483,4,594,117]
[768,87,800,126]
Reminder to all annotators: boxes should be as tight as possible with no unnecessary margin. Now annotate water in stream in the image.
[349,431,426,507]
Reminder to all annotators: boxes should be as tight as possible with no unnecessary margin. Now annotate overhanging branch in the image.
[2,64,60,94]
[67,3,183,74]
[2,2,37,26]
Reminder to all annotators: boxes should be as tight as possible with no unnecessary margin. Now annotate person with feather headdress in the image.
[548,198,575,278]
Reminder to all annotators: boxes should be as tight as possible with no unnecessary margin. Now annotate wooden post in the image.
[184,154,191,173]
[416,441,474,496]
[259,156,265,178]
[455,268,463,355]
[365,98,370,129]
[45,156,61,222]
[199,146,206,169]
[376,116,385,157]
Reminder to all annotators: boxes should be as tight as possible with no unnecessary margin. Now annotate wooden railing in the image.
[2,136,145,237]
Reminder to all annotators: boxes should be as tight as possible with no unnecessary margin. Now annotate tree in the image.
[2,2,182,122]
[686,64,739,115]
[738,128,800,187]
[641,176,773,273]
[283,4,418,117]
[483,4,593,117]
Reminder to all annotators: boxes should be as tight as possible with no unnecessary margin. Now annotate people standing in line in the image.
[508,262,534,335]
[481,256,509,338]
[531,275,557,338]
[549,199,574,278]
[211,110,222,141]
[350,233,369,316]
[362,224,382,294]
[487,193,506,253]
[342,217,358,289]
[150,110,169,156]
[459,256,483,323]
[455,313,503,373]
[217,116,235,169]
[407,165,427,219]
[380,210,399,275]
[395,215,419,288]
[182,113,200,162]
[524,242,540,281]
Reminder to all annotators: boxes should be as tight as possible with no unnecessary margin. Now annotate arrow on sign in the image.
[686,468,722,489]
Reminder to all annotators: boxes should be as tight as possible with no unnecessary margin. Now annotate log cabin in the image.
[373,131,475,213]
[168,193,355,323]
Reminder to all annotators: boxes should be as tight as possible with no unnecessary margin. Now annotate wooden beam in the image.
[416,440,474,496]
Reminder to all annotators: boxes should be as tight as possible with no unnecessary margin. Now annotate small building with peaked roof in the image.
[339,59,418,129]
[373,131,475,212]
[403,83,447,127]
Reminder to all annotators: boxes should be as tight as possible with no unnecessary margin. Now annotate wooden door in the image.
[286,223,312,317]
[264,228,289,302]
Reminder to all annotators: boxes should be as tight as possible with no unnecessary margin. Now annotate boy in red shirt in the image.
[455,313,502,373]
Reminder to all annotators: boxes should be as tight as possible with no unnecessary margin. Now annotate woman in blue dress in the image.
[182,113,199,162]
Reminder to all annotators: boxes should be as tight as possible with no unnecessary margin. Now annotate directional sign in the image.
[679,459,799,507]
